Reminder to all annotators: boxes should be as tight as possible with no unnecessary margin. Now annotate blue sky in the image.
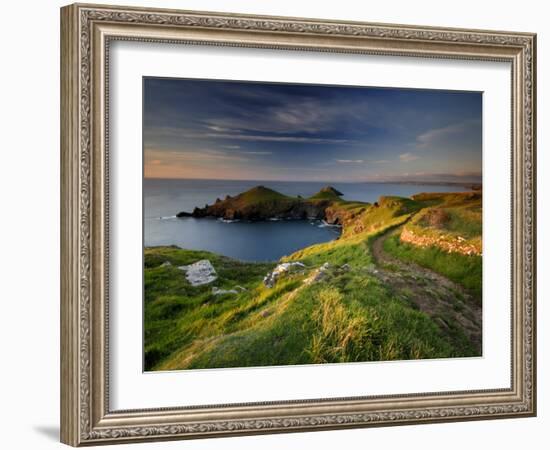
[144,78,482,183]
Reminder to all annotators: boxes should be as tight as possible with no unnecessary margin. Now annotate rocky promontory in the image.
[177,185,359,223]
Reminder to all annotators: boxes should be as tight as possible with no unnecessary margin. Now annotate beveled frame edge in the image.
[60,2,537,446]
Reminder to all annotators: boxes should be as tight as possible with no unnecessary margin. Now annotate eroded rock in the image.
[178,260,217,286]
[263,262,306,288]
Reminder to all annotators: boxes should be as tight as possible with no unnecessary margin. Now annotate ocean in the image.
[144,179,464,262]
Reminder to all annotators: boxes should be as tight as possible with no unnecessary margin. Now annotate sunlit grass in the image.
[144,190,482,371]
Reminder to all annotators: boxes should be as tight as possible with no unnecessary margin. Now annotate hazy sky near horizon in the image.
[144,78,482,183]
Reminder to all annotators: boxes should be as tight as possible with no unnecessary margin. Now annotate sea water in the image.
[144,179,463,262]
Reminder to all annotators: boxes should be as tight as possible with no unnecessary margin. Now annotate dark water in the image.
[144,179,463,262]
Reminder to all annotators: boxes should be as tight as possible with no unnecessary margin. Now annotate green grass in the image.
[399,191,482,256]
[283,231,374,267]
[165,271,471,370]
[144,246,275,370]
[347,196,423,236]
[444,208,482,238]
[410,193,482,238]
[144,189,482,371]
[232,185,295,205]
[308,186,343,200]
[383,235,482,301]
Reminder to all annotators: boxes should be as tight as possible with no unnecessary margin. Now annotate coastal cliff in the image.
[176,185,364,224]
[146,188,483,371]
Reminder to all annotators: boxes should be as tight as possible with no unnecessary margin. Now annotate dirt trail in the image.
[370,226,482,354]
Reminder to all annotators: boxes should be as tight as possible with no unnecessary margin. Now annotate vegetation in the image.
[383,235,482,301]
[144,247,274,369]
[145,188,483,371]
[308,185,344,200]
[179,184,369,221]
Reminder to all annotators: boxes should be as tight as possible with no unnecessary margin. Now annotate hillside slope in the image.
[145,189,482,371]
[177,185,369,221]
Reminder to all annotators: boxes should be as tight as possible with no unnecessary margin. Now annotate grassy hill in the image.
[226,185,293,206]
[145,189,482,371]
[308,185,344,200]
[383,191,482,298]
[180,185,368,221]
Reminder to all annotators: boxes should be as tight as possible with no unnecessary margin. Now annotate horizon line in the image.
[144,176,482,185]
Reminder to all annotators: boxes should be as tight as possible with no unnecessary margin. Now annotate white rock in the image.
[263,262,306,288]
[212,287,238,295]
[178,260,217,286]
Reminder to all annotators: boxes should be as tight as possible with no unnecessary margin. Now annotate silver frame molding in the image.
[60,3,536,446]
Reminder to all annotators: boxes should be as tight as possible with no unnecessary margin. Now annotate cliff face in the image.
[325,204,367,230]
[177,185,359,222]
[197,200,333,221]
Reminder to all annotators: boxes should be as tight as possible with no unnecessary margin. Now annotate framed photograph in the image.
[60,3,537,446]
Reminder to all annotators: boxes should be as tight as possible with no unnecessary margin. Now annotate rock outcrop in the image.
[178,260,217,286]
[304,262,331,285]
[263,262,306,288]
[176,185,359,223]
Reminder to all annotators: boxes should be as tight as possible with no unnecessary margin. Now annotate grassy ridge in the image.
[382,191,482,300]
[227,185,294,206]
[383,235,482,301]
[144,247,275,369]
[147,246,469,371]
[145,190,482,371]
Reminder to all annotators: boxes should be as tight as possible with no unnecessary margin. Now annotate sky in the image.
[143,77,482,183]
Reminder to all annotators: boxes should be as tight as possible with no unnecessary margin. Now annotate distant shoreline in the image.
[372,181,482,190]
[144,177,482,188]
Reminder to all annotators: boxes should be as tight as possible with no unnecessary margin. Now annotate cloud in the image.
[207,125,232,132]
[416,120,480,148]
[334,158,390,164]
[205,132,351,144]
[143,79,481,181]
[203,96,370,135]
[336,159,364,164]
[145,148,250,165]
[145,126,353,145]
[399,153,419,162]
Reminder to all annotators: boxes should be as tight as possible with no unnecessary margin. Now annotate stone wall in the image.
[400,228,481,256]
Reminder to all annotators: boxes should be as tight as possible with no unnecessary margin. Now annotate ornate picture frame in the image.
[60,3,536,446]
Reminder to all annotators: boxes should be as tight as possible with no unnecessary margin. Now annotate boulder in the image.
[178,260,217,286]
[263,262,306,288]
